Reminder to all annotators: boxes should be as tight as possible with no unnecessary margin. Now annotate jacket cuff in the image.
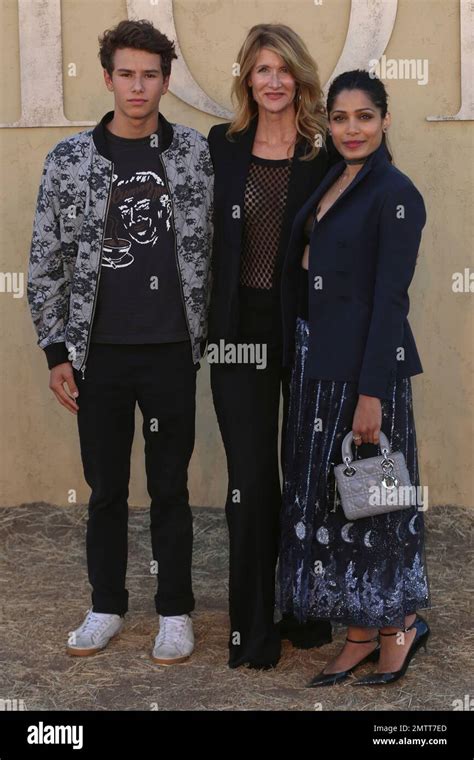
[44,342,69,370]
[358,370,396,400]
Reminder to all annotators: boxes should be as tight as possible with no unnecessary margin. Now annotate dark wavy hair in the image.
[327,69,393,162]
[98,19,177,78]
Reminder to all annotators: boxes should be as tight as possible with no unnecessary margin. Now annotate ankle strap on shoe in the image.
[345,634,379,644]
[379,619,417,636]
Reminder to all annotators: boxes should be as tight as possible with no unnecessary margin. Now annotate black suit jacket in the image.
[281,141,426,399]
[207,117,338,343]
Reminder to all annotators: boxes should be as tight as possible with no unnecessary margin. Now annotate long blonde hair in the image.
[227,24,327,161]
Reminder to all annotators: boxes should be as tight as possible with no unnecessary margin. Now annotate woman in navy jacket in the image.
[279,70,431,687]
[207,24,339,669]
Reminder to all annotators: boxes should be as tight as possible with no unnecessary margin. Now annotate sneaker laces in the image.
[156,615,188,646]
[79,609,115,635]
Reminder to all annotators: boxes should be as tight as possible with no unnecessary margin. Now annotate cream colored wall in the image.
[0,0,472,508]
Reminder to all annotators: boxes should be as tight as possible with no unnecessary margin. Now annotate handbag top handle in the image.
[341,431,391,465]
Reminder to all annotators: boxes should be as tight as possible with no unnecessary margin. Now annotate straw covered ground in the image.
[0,503,472,711]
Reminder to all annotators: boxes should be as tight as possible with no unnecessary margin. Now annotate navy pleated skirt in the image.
[278,318,431,628]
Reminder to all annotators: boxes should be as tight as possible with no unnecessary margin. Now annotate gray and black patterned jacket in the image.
[27,111,214,376]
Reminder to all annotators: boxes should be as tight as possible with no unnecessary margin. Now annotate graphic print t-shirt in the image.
[91,127,189,344]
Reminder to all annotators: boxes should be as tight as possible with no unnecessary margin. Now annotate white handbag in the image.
[334,431,415,520]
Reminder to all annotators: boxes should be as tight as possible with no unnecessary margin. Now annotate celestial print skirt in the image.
[278,318,431,629]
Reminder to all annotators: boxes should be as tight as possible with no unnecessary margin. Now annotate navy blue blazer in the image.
[281,141,426,400]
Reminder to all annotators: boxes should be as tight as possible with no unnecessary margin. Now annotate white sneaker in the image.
[66,609,124,657]
[151,614,194,665]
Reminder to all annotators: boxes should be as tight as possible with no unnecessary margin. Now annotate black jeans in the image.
[73,342,197,617]
[210,354,291,668]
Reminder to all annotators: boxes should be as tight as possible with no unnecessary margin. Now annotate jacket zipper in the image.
[79,161,114,380]
[157,152,193,345]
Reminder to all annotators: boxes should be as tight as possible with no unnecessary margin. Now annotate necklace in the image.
[337,169,352,194]
[316,167,356,219]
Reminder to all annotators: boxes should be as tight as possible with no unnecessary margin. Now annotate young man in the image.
[27,20,213,664]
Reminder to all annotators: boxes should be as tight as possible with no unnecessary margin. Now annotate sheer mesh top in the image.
[239,155,292,289]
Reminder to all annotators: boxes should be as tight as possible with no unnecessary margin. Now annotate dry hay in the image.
[0,503,472,711]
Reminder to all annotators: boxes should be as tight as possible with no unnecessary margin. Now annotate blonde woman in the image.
[207,24,337,669]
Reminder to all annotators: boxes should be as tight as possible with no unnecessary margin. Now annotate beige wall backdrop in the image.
[0,0,472,508]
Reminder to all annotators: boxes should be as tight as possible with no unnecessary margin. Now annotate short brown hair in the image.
[98,19,177,78]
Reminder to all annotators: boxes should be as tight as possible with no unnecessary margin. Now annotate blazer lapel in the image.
[291,141,390,234]
[319,140,392,222]
[283,137,318,218]
[220,118,258,276]
[321,154,375,218]
[229,116,258,206]
[293,161,346,228]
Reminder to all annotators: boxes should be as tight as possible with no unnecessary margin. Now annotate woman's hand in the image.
[352,394,382,445]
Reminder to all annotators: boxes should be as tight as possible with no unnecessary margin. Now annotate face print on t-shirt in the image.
[103,170,173,270]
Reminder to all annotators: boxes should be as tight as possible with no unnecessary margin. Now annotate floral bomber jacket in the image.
[27,110,214,376]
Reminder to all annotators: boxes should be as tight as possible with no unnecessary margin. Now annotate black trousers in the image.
[73,342,197,617]
[210,354,291,667]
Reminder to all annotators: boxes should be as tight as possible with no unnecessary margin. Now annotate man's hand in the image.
[49,362,79,414]
[352,394,382,445]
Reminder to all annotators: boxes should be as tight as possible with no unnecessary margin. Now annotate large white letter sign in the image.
[0,0,95,128]
[325,0,398,92]
[0,0,471,127]
[128,0,398,115]
[127,0,232,118]
[427,0,473,121]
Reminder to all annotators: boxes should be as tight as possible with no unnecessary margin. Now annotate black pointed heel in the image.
[307,634,380,688]
[352,614,430,686]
